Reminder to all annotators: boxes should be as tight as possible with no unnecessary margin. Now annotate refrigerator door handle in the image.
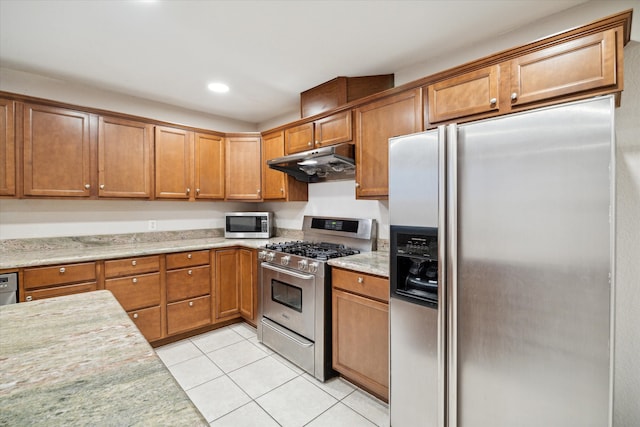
[446,124,458,427]
[437,125,447,427]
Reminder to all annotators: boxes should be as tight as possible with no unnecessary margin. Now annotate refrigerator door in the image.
[389,129,446,427]
[449,96,614,427]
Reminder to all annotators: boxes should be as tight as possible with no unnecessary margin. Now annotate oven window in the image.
[271,279,302,312]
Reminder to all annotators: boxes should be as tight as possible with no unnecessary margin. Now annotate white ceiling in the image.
[0,0,590,125]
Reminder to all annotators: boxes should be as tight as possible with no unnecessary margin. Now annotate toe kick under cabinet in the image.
[104,255,163,342]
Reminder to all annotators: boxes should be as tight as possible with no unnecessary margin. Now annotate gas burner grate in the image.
[264,241,360,260]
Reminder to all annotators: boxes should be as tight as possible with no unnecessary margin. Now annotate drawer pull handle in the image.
[189,301,194,307]
[132,278,138,284]
[133,313,139,319]
[489,97,497,105]
[132,260,137,266]
[187,254,192,259]
[188,270,193,275]
[511,92,518,101]
[357,277,364,284]
[59,267,66,274]
[26,296,33,302]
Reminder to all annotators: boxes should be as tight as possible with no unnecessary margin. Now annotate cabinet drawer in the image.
[104,255,160,278]
[23,262,96,289]
[332,268,389,302]
[166,250,210,269]
[128,306,162,342]
[167,265,210,303]
[105,272,161,311]
[24,282,97,301]
[167,295,211,335]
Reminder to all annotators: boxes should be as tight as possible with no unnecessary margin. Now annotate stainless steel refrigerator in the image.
[388,96,615,427]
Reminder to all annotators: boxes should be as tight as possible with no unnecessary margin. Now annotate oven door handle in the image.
[261,262,315,281]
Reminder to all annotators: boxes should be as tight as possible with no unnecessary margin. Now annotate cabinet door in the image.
[427,64,500,123]
[166,266,211,303]
[225,136,262,200]
[0,99,15,196]
[261,130,287,200]
[105,272,161,311]
[155,125,193,199]
[129,306,162,342]
[167,295,212,335]
[284,122,314,154]
[239,248,256,323]
[314,110,352,148]
[98,116,153,198]
[214,249,240,320]
[23,104,92,197]
[355,89,422,199]
[194,132,225,199]
[510,28,618,107]
[333,288,389,400]
[24,282,97,301]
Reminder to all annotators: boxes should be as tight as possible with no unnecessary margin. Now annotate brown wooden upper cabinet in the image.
[155,125,193,200]
[23,103,93,197]
[98,116,153,198]
[284,110,352,155]
[427,65,500,124]
[355,89,423,199]
[428,27,622,124]
[225,134,262,200]
[0,98,15,196]
[194,132,225,200]
[261,130,308,201]
[155,126,225,201]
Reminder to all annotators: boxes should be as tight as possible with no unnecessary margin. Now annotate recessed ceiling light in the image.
[208,82,230,93]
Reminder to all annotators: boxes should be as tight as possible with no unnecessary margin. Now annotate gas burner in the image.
[264,241,360,260]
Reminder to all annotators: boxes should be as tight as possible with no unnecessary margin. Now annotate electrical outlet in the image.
[148,220,157,231]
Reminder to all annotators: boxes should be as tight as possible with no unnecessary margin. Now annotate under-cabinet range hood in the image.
[267,143,355,183]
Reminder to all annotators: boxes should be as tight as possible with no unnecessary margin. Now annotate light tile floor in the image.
[155,322,390,427]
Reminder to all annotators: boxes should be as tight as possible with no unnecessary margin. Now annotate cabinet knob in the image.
[132,277,138,283]
[511,92,518,101]
[355,182,360,188]
[133,313,139,319]
[59,267,66,274]
[280,188,284,193]
[189,301,194,307]
[132,260,137,266]
[99,184,105,190]
[196,188,200,195]
[307,141,312,146]
[186,187,191,195]
[489,98,497,105]
[315,140,320,146]
[188,269,193,275]
[84,184,90,190]
[257,189,261,194]
[187,253,192,259]
[357,277,364,284]
[26,296,33,302]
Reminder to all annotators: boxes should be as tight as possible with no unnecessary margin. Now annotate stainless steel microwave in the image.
[225,212,274,238]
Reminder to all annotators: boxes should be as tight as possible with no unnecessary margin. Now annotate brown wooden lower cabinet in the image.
[128,306,162,342]
[104,272,161,311]
[332,268,389,401]
[167,295,212,336]
[214,249,240,320]
[24,282,97,301]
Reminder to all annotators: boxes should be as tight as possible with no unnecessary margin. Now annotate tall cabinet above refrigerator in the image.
[389,95,616,427]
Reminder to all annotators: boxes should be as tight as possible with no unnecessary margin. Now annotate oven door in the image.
[261,262,315,341]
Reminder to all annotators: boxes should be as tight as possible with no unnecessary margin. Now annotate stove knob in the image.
[258,250,267,260]
[265,252,275,262]
[281,255,291,266]
[298,259,308,271]
[309,262,319,273]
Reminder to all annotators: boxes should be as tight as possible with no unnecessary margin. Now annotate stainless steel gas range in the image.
[257,216,376,381]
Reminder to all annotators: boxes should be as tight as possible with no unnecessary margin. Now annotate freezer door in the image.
[388,130,440,228]
[449,96,614,427]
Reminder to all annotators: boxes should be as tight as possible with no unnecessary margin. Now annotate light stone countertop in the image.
[0,290,207,426]
[328,250,389,278]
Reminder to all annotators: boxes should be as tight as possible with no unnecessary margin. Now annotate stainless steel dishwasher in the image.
[0,273,18,305]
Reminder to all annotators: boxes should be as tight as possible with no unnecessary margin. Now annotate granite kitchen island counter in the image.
[0,290,207,426]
